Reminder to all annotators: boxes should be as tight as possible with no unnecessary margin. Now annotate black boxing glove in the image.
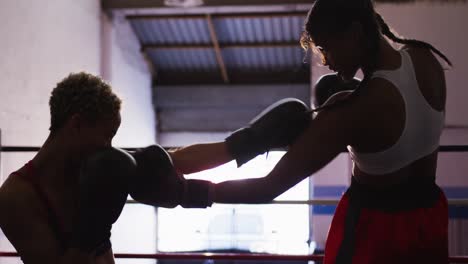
[69,147,135,255]
[129,144,213,208]
[225,98,311,167]
[313,73,361,107]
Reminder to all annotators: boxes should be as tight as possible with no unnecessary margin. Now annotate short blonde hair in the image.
[49,72,122,133]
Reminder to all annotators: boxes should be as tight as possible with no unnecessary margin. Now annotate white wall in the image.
[0,0,156,262]
[0,1,156,150]
[0,0,101,147]
[102,13,157,148]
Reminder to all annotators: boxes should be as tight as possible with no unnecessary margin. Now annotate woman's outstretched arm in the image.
[169,142,233,175]
[212,99,360,204]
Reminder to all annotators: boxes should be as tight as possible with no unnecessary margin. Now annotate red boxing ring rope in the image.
[0,252,467,262]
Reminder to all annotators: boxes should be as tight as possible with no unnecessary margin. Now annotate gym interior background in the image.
[0,0,467,263]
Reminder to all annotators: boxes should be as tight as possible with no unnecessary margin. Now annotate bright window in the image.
[157,151,310,254]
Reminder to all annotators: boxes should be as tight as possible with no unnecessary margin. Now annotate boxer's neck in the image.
[32,133,80,194]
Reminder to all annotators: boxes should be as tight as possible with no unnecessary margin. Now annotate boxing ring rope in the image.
[124,198,468,205]
[0,251,467,262]
[2,144,468,153]
[1,145,468,263]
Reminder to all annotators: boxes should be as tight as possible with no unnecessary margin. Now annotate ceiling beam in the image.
[127,14,205,20]
[103,1,311,16]
[103,0,313,9]
[154,70,309,85]
[213,12,307,19]
[126,12,307,20]
[206,14,230,84]
[104,0,466,16]
[142,42,300,51]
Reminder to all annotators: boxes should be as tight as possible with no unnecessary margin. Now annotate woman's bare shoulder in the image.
[0,172,41,225]
[0,172,35,204]
[0,173,62,264]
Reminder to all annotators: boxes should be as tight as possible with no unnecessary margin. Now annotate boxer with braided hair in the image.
[174,1,452,263]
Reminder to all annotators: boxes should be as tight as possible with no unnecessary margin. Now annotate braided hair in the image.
[300,0,452,113]
[375,13,452,68]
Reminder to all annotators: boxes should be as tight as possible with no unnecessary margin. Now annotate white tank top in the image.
[347,49,445,175]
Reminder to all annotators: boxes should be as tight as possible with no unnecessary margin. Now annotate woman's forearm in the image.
[213,177,276,204]
[170,142,233,174]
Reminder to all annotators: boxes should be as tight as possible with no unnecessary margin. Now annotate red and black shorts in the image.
[323,177,448,264]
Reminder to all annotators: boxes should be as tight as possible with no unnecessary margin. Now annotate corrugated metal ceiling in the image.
[128,13,311,85]
[104,1,315,132]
